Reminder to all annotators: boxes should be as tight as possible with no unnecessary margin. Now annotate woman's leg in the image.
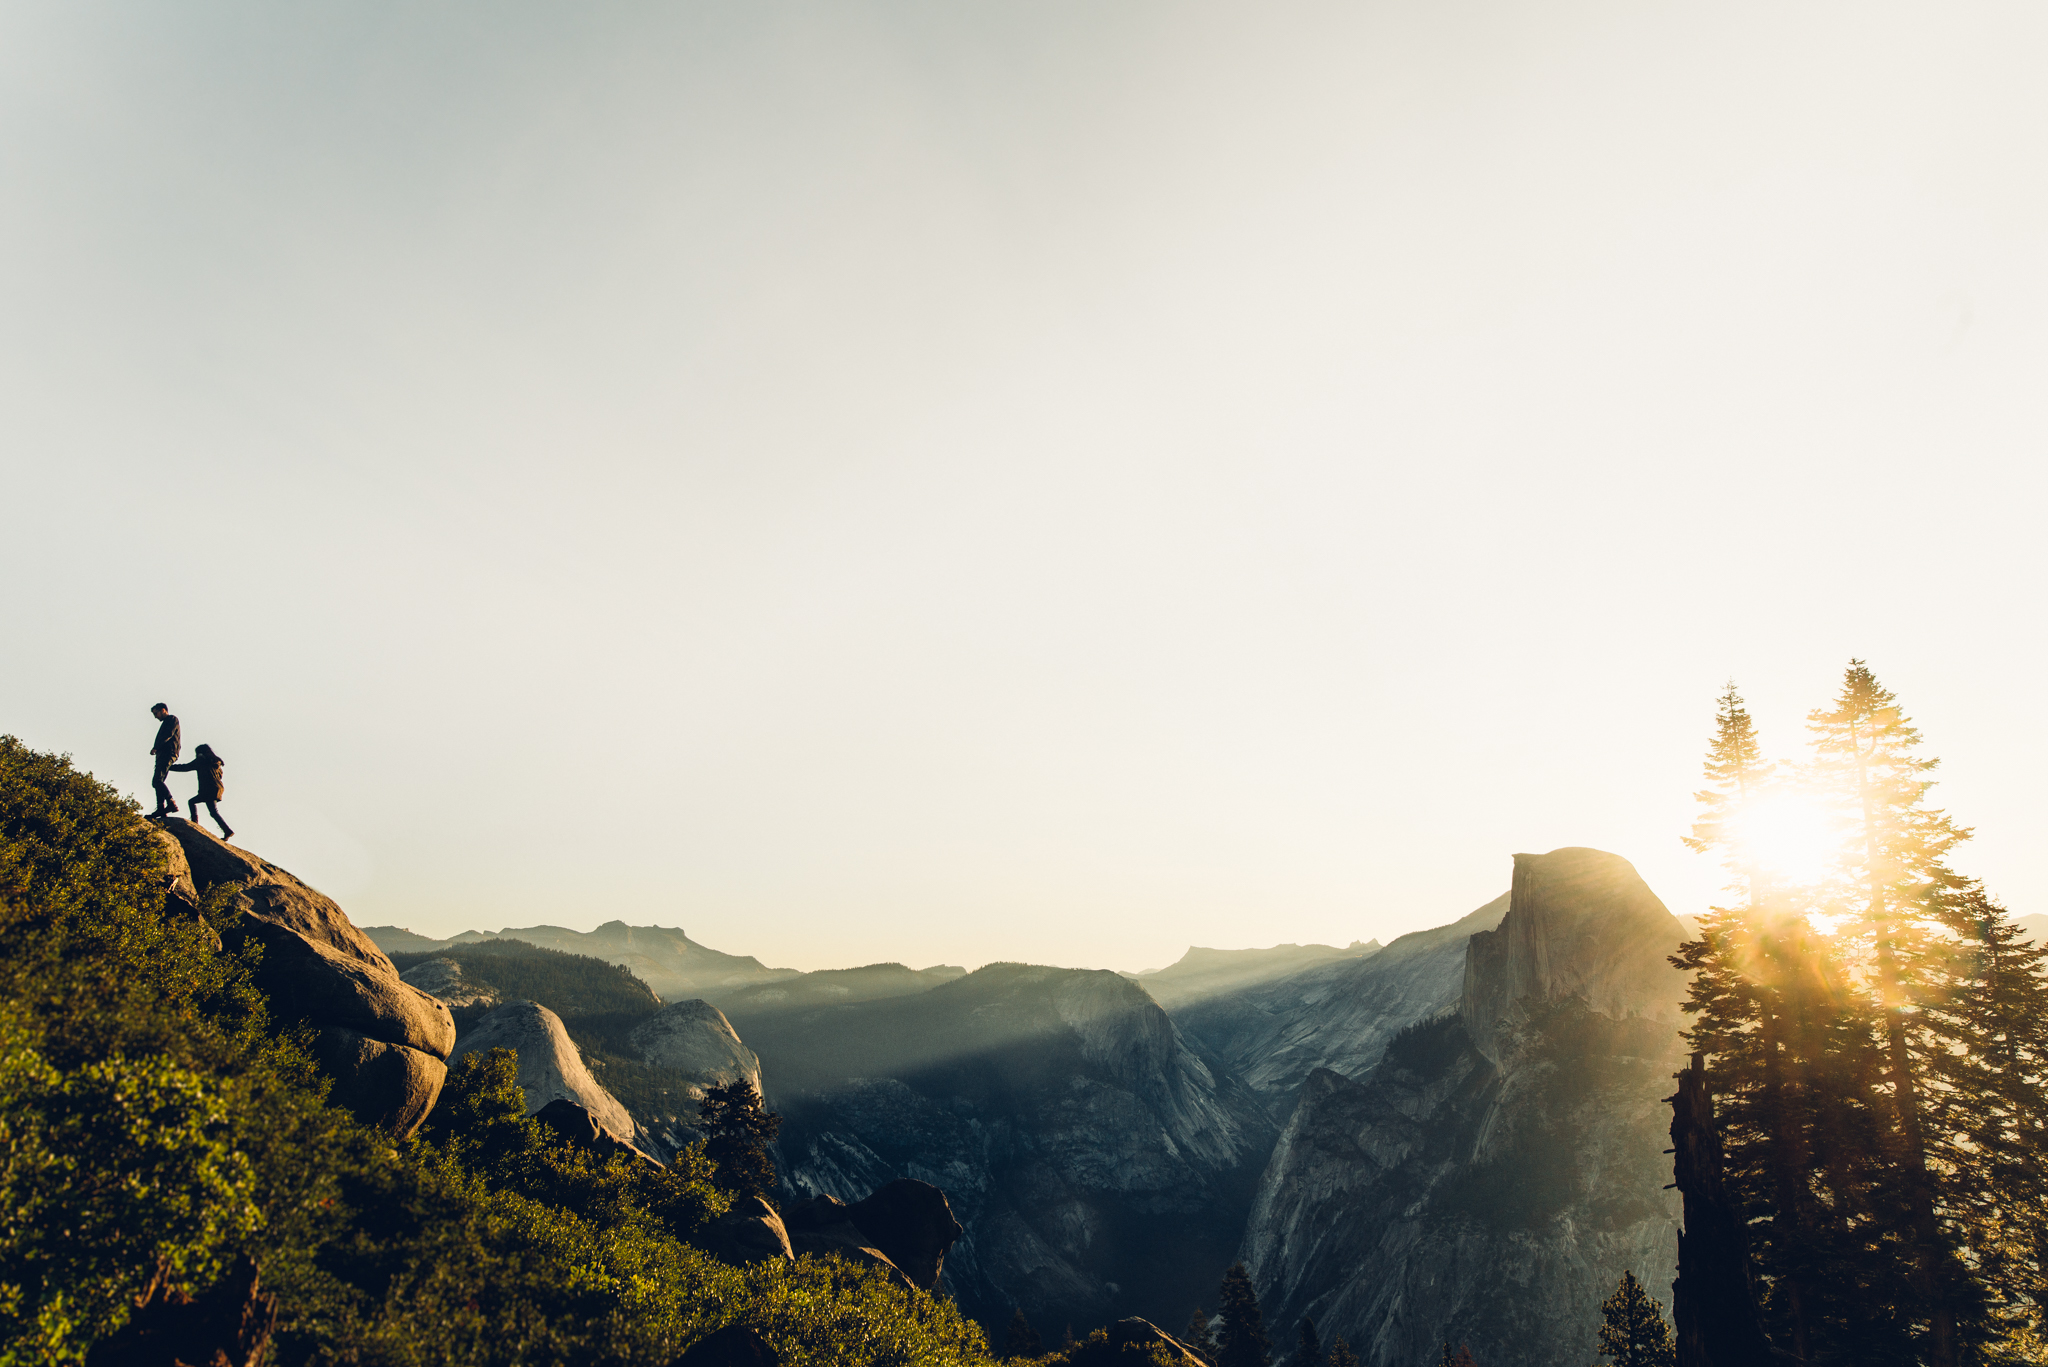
[186,795,201,821]
[204,800,233,839]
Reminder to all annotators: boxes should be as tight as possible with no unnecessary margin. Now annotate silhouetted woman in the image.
[170,743,233,839]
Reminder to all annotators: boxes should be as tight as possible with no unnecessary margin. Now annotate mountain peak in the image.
[1459,846,1687,1063]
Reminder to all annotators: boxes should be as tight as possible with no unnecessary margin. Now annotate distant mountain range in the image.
[364,921,800,1003]
[1121,940,1381,1011]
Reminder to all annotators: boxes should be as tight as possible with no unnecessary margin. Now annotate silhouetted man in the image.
[148,702,180,818]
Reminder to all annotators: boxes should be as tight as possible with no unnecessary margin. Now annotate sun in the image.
[1727,790,1839,888]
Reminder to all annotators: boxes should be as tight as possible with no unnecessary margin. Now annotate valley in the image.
[373,845,1692,1362]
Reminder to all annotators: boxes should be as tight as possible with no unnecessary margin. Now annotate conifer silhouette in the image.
[1295,1316,1320,1365]
[1216,1263,1270,1367]
[1002,1305,1043,1359]
[1593,1272,1674,1367]
[696,1078,780,1199]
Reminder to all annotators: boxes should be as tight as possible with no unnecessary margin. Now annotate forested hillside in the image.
[0,738,1004,1367]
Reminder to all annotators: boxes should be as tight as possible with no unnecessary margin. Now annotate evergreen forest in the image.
[1675,663,2048,1365]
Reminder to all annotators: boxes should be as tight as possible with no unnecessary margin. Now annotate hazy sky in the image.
[6,1,2044,973]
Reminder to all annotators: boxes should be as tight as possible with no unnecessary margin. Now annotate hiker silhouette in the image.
[147,703,180,818]
[170,743,233,840]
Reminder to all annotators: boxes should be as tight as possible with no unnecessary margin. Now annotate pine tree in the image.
[1669,665,2044,1362]
[1921,885,2048,1347]
[1808,661,1973,1365]
[1216,1263,1271,1367]
[1003,1305,1044,1359]
[1672,681,1833,1356]
[1594,1271,1675,1367]
[1295,1316,1321,1365]
[697,1078,781,1199]
[1184,1307,1218,1365]
[1326,1336,1358,1367]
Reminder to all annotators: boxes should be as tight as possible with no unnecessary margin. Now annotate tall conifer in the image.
[1808,661,1972,1365]
[1216,1263,1271,1367]
[1594,1272,1676,1367]
[1295,1317,1321,1365]
[1673,682,1825,1353]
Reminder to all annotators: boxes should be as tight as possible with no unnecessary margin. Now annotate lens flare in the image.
[1728,791,1838,887]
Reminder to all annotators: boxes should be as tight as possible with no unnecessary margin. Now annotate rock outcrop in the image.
[451,999,639,1144]
[843,1179,965,1291]
[397,956,501,1010]
[741,963,1275,1334]
[157,819,454,1137]
[769,1184,961,1289]
[534,1098,663,1167]
[780,1193,915,1286]
[1237,848,1689,1367]
[628,999,763,1104]
[699,1196,796,1266]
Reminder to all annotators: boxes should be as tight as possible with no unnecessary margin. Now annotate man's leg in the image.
[152,763,173,816]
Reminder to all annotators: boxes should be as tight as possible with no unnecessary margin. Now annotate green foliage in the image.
[421,1048,727,1238]
[700,1077,782,1200]
[1184,1306,1217,1364]
[0,737,998,1367]
[0,1011,261,1365]
[1040,1326,1183,1366]
[1326,1335,1358,1367]
[1216,1263,1270,1367]
[1593,1272,1674,1367]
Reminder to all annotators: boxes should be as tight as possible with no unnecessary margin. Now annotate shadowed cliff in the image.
[1240,847,1688,1367]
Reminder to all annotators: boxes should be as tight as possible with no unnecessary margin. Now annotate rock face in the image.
[451,999,639,1144]
[157,819,454,1137]
[1461,848,1688,1065]
[1238,848,1689,1367]
[738,963,1276,1334]
[1171,894,1510,1115]
[398,957,500,1010]
[628,999,762,1103]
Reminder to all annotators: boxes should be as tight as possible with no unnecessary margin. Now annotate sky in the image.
[4,1,2045,973]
